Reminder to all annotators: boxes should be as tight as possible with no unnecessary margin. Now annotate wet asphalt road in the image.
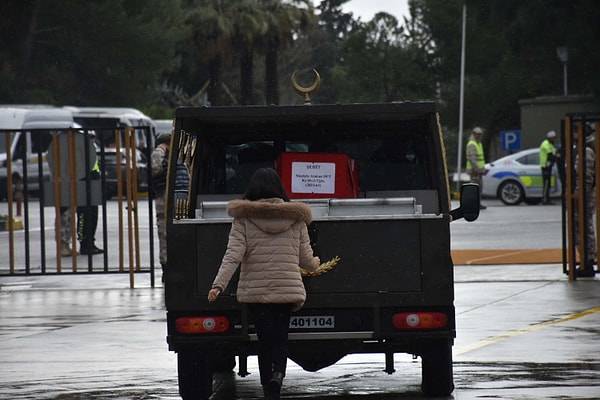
[1,200,599,399]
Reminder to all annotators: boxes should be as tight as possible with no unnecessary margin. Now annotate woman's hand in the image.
[208,288,221,302]
[314,256,321,266]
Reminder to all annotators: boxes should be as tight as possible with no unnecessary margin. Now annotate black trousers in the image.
[541,166,553,202]
[77,173,100,249]
[77,205,98,249]
[248,303,292,386]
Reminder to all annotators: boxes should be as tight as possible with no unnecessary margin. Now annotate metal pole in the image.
[455,3,467,193]
[563,63,568,96]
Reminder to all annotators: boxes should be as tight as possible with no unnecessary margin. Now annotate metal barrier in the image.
[0,127,156,288]
[561,113,600,280]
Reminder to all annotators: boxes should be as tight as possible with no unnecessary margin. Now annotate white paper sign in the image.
[291,162,336,194]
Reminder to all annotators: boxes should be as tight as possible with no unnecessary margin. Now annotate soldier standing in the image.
[151,132,189,281]
[77,131,103,255]
[573,124,596,278]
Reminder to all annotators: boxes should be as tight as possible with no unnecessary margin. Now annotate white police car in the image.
[482,148,562,205]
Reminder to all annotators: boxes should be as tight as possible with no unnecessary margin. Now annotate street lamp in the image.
[556,46,568,96]
[455,3,467,192]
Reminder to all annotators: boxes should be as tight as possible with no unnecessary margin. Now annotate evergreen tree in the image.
[0,0,182,106]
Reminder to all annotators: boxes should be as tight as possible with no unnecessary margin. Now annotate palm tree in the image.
[185,0,235,105]
[229,0,267,105]
[185,0,316,106]
[259,0,316,105]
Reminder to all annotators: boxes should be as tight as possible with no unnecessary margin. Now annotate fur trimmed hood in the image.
[227,198,312,224]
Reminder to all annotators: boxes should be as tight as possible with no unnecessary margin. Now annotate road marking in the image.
[462,249,534,264]
[451,249,564,265]
[454,306,600,355]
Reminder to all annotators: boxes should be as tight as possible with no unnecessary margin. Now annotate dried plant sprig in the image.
[301,256,341,277]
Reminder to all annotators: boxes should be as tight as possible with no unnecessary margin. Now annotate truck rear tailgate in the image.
[173,196,452,307]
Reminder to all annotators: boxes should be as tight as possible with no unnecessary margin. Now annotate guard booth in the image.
[0,123,161,288]
[561,113,600,280]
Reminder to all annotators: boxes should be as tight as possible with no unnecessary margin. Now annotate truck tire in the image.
[177,351,214,400]
[421,339,454,397]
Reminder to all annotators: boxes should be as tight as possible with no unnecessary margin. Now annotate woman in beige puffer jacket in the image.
[208,167,320,400]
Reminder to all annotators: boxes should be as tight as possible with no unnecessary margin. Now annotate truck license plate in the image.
[289,316,334,329]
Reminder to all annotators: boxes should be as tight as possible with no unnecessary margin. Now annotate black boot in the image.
[80,242,103,255]
[576,260,596,278]
[161,263,167,283]
[265,372,283,400]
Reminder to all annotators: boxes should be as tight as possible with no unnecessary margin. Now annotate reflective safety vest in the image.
[539,139,556,168]
[466,140,485,169]
[92,157,100,173]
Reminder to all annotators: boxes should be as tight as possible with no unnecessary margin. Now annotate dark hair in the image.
[243,167,290,201]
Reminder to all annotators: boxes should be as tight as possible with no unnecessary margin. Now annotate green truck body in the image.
[165,102,479,399]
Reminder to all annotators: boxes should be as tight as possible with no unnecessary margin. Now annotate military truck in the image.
[164,102,479,399]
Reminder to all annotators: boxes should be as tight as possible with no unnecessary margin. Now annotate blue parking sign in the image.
[501,130,521,151]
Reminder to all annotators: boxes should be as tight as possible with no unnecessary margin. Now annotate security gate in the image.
[0,126,158,288]
[562,113,600,280]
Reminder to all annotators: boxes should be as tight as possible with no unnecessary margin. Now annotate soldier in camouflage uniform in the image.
[56,208,76,256]
[573,124,596,278]
[151,132,189,281]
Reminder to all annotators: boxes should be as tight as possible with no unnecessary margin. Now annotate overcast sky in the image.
[339,0,410,22]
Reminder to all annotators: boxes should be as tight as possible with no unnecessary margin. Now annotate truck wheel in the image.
[421,340,454,397]
[177,351,214,400]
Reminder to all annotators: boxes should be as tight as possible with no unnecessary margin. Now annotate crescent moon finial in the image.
[291,69,321,105]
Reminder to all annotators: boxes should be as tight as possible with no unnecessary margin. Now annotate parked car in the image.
[64,107,155,198]
[482,148,562,205]
[0,106,76,200]
[153,119,173,136]
[64,106,156,151]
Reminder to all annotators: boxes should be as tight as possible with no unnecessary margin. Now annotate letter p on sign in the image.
[501,130,521,151]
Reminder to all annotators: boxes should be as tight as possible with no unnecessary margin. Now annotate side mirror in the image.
[450,183,480,222]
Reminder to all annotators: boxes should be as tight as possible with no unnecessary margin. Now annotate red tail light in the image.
[176,316,230,333]
[392,312,448,329]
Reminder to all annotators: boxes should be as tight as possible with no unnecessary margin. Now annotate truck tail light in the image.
[175,316,230,334]
[392,312,448,329]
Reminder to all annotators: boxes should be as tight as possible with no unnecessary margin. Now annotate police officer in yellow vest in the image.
[539,130,558,205]
[466,126,488,209]
[77,131,103,255]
